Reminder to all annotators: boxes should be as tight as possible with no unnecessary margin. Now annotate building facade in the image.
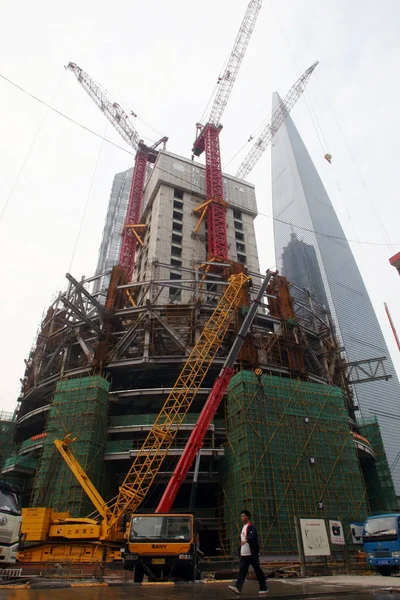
[134,150,260,302]
[271,92,400,493]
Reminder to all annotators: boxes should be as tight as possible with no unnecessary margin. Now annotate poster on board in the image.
[300,518,331,556]
[329,520,345,545]
[350,522,364,545]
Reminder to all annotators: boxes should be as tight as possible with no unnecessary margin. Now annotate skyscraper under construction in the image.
[5,149,397,559]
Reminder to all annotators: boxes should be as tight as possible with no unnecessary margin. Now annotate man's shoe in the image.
[228,586,241,595]
[259,591,269,596]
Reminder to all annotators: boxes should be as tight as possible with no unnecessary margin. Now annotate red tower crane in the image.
[66,63,168,280]
[192,0,263,263]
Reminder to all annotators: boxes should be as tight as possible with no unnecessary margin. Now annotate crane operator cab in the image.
[122,513,200,582]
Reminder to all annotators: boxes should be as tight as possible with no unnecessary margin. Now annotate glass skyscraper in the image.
[93,167,133,297]
[271,92,400,494]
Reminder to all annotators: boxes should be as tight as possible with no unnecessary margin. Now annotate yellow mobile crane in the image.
[18,271,250,564]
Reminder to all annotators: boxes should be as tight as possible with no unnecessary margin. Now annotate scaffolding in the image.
[359,416,398,514]
[31,376,109,517]
[0,410,17,472]
[222,371,370,555]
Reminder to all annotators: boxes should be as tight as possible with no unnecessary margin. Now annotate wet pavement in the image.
[1,579,400,600]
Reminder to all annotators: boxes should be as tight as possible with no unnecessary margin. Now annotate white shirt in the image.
[241,524,251,556]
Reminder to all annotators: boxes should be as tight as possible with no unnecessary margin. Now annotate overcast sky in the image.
[0,0,399,411]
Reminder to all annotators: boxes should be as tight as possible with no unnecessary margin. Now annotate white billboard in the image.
[300,518,331,556]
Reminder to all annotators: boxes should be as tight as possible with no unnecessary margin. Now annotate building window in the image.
[169,272,182,301]
[172,233,182,245]
[173,221,183,233]
[237,253,246,264]
[171,258,182,268]
[235,231,244,241]
[174,189,184,200]
[236,242,246,253]
[171,246,182,257]
[173,199,183,210]
[233,209,242,220]
[173,210,183,222]
[234,220,243,231]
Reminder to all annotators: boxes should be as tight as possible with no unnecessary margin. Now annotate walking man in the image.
[229,510,268,595]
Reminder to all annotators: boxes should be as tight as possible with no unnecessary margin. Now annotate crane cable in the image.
[0,72,66,224]
[89,72,165,142]
[270,0,328,154]
[68,123,108,272]
[316,77,394,253]
[270,0,394,253]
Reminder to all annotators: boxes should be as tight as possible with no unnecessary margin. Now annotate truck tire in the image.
[123,561,134,572]
[378,566,392,576]
[134,564,145,583]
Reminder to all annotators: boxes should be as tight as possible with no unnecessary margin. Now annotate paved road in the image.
[0,583,399,600]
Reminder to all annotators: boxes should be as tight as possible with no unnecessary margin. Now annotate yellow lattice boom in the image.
[109,271,249,526]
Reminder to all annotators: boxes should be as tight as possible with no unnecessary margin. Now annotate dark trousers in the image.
[235,554,267,591]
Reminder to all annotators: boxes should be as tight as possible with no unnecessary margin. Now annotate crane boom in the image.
[105,272,249,530]
[192,1,263,262]
[66,62,141,150]
[66,62,168,279]
[236,61,318,180]
[156,269,277,513]
[209,0,263,126]
[54,436,112,523]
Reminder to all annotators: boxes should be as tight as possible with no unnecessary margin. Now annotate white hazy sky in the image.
[0,0,399,411]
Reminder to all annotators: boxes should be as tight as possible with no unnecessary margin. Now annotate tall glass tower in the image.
[271,93,400,493]
[93,167,133,297]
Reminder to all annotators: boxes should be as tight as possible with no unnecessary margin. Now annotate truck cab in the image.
[363,513,400,576]
[123,513,199,582]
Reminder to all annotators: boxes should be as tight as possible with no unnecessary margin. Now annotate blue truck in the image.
[363,513,400,576]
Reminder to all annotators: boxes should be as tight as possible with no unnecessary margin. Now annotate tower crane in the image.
[192,0,263,263]
[235,61,318,180]
[66,63,168,280]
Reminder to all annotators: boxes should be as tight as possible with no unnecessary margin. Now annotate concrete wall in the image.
[134,151,260,305]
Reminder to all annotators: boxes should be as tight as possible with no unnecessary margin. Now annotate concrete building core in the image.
[134,151,260,303]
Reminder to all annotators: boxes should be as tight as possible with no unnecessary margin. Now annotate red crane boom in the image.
[66,62,167,279]
[156,269,276,513]
[192,0,263,262]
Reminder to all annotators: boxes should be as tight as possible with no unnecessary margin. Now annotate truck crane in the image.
[192,0,263,263]
[235,61,318,180]
[19,269,276,578]
[19,269,251,564]
[122,269,275,581]
[66,62,168,280]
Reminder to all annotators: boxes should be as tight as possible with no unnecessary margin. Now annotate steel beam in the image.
[60,297,103,336]
[66,273,107,314]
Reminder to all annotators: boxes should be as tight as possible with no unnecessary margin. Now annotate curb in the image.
[0,579,234,589]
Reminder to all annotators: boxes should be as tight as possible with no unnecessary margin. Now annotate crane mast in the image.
[192,0,263,262]
[66,62,167,279]
[236,61,318,180]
